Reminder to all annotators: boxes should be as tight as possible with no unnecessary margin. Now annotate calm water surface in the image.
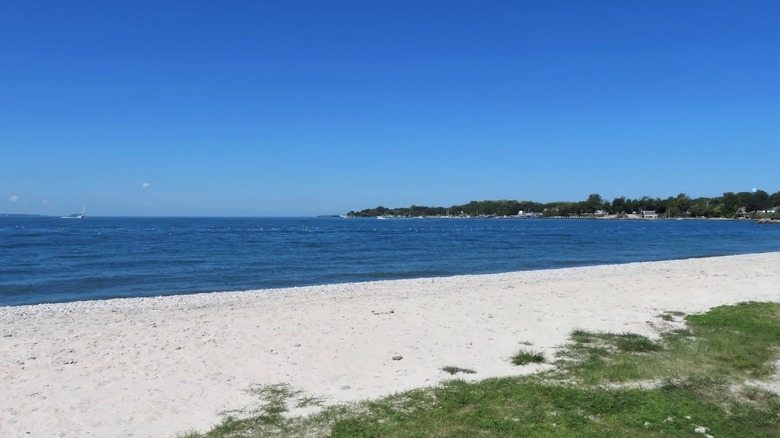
[1,217,779,306]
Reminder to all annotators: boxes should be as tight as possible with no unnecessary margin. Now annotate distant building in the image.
[641,210,658,219]
[516,210,543,218]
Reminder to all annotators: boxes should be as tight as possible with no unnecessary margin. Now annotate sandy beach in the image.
[1,252,779,437]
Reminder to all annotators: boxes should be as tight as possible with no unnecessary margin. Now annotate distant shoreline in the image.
[354,214,752,220]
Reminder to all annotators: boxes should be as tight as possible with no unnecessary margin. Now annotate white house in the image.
[641,210,658,219]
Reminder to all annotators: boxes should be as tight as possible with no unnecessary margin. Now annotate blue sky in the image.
[1,1,778,216]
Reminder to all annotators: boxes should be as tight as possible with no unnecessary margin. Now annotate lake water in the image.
[1,216,779,306]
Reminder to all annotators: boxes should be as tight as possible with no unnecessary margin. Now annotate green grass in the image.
[182,301,780,438]
[510,348,546,365]
[441,366,477,375]
[178,383,330,437]
[554,330,666,383]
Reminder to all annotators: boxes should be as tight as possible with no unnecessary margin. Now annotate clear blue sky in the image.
[2,1,778,216]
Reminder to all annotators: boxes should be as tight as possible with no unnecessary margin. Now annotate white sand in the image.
[1,252,779,437]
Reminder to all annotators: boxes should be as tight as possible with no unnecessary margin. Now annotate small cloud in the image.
[9,195,18,202]
[142,182,151,189]
[752,187,757,193]
[42,199,49,206]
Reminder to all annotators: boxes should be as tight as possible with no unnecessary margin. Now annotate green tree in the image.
[581,194,603,214]
[689,198,713,217]
[751,190,770,211]
[611,197,625,214]
[719,192,740,217]
[769,191,780,209]
[676,193,692,215]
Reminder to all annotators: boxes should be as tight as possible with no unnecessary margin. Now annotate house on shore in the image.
[641,210,658,219]
[516,210,543,218]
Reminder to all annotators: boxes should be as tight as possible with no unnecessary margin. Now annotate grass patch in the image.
[330,377,780,437]
[686,301,780,379]
[557,302,780,385]
[511,348,546,365]
[181,383,330,437]
[556,331,666,383]
[441,365,477,375]
[184,302,780,437]
[568,330,663,353]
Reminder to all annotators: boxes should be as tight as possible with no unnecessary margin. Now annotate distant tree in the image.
[662,193,691,217]
[557,202,577,216]
[611,197,626,214]
[624,198,639,214]
[519,201,544,213]
[344,188,780,219]
[689,198,713,217]
[676,193,692,215]
[769,191,780,208]
[636,196,658,212]
[751,190,770,211]
[718,192,740,217]
[581,194,603,214]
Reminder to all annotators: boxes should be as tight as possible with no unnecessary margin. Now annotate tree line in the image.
[347,190,780,218]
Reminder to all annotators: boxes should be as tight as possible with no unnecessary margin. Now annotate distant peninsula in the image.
[347,190,780,219]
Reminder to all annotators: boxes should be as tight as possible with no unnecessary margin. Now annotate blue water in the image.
[1,217,779,306]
